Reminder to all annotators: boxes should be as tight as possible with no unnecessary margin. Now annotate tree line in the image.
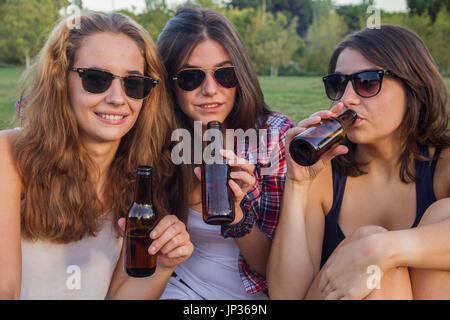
[0,0,448,76]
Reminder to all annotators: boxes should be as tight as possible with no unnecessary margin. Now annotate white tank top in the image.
[20,215,123,300]
[171,209,268,300]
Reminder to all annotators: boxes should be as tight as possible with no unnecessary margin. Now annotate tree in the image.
[70,0,83,9]
[222,7,257,46]
[407,0,449,21]
[404,7,449,75]
[335,0,374,33]
[179,0,223,9]
[428,7,450,74]
[138,0,174,42]
[0,0,69,68]
[246,11,302,76]
[299,9,348,74]
[228,0,313,36]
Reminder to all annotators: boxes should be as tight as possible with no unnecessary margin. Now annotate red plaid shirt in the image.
[221,112,294,295]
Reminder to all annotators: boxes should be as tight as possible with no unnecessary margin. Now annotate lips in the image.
[352,116,364,126]
[195,102,223,112]
[94,111,128,124]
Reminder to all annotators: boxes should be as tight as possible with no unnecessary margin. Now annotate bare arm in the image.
[379,198,450,271]
[232,211,271,277]
[267,178,315,299]
[0,130,22,299]
[267,117,347,299]
[267,104,349,299]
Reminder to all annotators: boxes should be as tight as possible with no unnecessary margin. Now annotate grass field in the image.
[0,67,449,130]
[0,67,23,129]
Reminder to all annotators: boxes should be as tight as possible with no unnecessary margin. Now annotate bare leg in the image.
[409,199,450,300]
[305,225,412,300]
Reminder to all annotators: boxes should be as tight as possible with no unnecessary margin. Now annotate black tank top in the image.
[320,145,442,268]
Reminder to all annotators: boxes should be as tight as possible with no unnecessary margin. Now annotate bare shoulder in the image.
[0,129,19,146]
[0,129,21,181]
[434,147,450,199]
[0,129,19,160]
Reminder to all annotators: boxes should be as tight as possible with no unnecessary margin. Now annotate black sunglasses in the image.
[323,69,394,101]
[70,68,159,99]
[172,66,238,91]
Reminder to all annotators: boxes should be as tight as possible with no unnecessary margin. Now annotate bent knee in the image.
[350,225,389,242]
[366,266,413,300]
[418,198,450,227]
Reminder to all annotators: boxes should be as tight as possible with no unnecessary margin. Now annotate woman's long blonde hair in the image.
[15,11,178,243]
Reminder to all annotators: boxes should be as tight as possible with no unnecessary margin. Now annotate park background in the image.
[0,0,449,130]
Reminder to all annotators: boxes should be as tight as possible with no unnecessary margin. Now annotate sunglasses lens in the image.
[177,69,205,91]
[324,75,347,101]
[354,71,381,97]
[214,67,238,88]
[123,76,152,99]
[81,69,112,94]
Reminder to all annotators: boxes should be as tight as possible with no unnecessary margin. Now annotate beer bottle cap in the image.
[206,121,222,129]
[137,166,152,175]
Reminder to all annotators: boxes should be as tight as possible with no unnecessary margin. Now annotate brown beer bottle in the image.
[124,166,158,277]
[201,121,235,225]
[289,109,357,166]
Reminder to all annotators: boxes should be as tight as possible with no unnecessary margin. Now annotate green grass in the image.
[259,76,331,124]
[0,67,23,129]
[0,67,449,130]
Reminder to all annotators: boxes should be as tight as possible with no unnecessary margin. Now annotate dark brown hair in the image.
[15,12,178,243]
[157,6,271,132]
[329,25,450,182]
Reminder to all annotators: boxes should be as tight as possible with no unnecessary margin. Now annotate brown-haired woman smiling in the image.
[268,25,450,300]
[157,6,294,299]
[0,11,193,299]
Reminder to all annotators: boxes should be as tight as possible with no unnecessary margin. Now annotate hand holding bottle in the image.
[118,215,194,270]
[286,102,350,183]
[194,149,256,225]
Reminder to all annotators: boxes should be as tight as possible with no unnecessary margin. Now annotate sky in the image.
[81,0,408,13]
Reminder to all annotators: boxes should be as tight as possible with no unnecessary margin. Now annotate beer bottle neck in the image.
[337,109,357,130]
[135,173,153,205]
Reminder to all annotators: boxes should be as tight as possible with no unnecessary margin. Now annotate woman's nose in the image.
[105,78,126,105]
[200,72,218,96]
[340,81,361,107]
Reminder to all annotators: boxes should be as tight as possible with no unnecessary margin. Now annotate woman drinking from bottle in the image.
[268,25,450,300]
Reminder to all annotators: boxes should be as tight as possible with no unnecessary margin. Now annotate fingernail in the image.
[149,246,156,254]
[150,231,156,238]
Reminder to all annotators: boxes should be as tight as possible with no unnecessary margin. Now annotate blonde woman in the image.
[0,12,193,300]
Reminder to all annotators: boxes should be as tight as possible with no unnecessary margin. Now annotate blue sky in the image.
[81,0,407,13]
